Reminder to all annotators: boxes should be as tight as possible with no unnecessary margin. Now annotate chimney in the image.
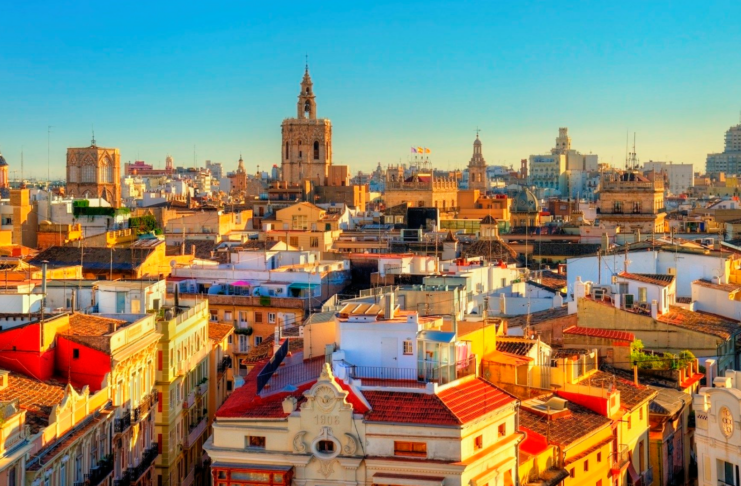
[71,288,77,312]
[705,359,717,386]
[384,293,396,319]
[650,299,658,319]
[614,293,621,310]
[499,292,506,315]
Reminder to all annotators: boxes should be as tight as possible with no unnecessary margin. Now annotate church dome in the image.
[511,187,540,213]
[0,153,7,167]
[474,137,482,146]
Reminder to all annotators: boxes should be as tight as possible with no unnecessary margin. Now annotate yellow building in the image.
[207,323,235,431]
[263,202,343,252]
[154,301,211,486]
[384,169,459,210]
[597,171,666,233]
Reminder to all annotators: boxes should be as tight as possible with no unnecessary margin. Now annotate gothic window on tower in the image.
[285,142,289,159]
[314,141,319,160]
[304,101,311,117]
[82,165,96,183]
[69,166,79,183]
[298,141,302,158]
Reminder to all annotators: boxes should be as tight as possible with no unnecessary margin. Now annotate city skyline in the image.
[2,1,741,179]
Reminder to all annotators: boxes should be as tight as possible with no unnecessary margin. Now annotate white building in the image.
[694,368,741,486]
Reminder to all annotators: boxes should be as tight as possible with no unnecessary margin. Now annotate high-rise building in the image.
[467,134,488,191]
[706,123,741,174]
[281,66,332,186]
[66,137,121,206]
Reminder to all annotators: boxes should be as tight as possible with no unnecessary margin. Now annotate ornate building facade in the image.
[281,67,332,186]
[384,167,458,210]
[597,171,666,233]
[468,135,488,191]
[66,139,121,206]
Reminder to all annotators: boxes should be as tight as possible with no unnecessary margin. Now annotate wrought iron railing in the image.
[114,409,131,434]
[347,356,476,387]
[217,356,231,373]
[113,470,131,486]
[128,443,158,483]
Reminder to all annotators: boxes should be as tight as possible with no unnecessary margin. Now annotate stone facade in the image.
[281,68,332,186]
[597,171,666,233]
[66,142,121,206]
[384,169,458,210]
[468,135,487,191]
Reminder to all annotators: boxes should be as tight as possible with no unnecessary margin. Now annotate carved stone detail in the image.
[293,431,308,454]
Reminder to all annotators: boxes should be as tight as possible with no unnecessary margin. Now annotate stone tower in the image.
[281,66,332,186]
[66,137,121,207]
[0,151,8,190]
[553,127,572,153]
[468,135,488,191]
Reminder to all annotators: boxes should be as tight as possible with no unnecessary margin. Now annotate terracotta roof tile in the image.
[585,371,657,410]
[69,313,127,337]
[506,306,571,328]
[618,272,675,287]
[563,326,635,342]
[208,322,233,342]
[692,279,741,293]
[519,396,611,447]
[657,306,739,340]
[496,338,536,356]
[0,374,68,433]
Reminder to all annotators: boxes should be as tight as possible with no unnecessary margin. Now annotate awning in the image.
[288,283,320,290]
[418,330,456,343]
[230,280,253,287]
[373,473,445,486]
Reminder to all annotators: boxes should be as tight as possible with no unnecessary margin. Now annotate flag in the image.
[417,147,424,153]
[424,148,431,154]
[411,147,417,153]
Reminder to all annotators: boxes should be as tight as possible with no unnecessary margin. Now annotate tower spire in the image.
[91,126,96,146]
[305,53,309,72]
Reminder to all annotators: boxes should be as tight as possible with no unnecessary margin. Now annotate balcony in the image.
[113,471,130,486]
[182,467,195,486]
[196,381,208,398]
[611,444,630,476]
[217,356,231,374]
[183,390,195,411]
[134,391,156,422]
[128,443,158,484]
[183,415,208,449]
[346,356,476,388]
[114,409,132,434]
[74,455,113,486]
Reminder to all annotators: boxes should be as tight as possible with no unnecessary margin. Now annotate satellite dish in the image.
[170,260,176,268]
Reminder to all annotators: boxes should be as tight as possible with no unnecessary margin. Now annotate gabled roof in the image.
[208,322,233,342]
[30,245,157,271]
[364,378,515,426]
[586,371,658,410]
[618,272,674,287]
[0,373,68,433]
[480,215,498,224]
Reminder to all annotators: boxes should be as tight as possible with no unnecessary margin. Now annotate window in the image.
[75,455,83,482]
[403,340,413,355]
[639,407,643,421]
[310,237,319,248]
[290,236,299,247]
[268,313,276,324]
[314,141,320,160]
[596,481,602,486]
[394,441,426,457]
[246,436,266,449]
[73,349,80,359]
[316,440,335,453]
[639,441,645,472]
[226,380,233,391]
[255,336,263,346]
[210,312,218,322]
[569,468,575,478]
[8,466,16,486]
[614,201,623,213]
[638,287,647,303]
[224,311,232,322]
[255,312,263,323]
[82,164,96,183]
[597,452,602,462]
[474,435,483,450]
[292,214,309,230]
[584,460,588,472]
[498,423,506,438]
[285,142,289,159]
[627,415,632,430]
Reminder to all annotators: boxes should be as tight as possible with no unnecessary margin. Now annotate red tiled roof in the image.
[364,378,515,426]
[216,359,368,419]
[208,322,233,342]
[563,326,635,342]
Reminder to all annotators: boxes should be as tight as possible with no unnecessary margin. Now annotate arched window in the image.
[304,101,311,117]
[82,165,96,183]
[298,141,302,159]
[313,141,319,160]
[107,164,114,183]
[69,166,79,183]
[285,142,289,159]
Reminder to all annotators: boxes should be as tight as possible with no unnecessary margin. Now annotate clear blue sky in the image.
[2,1,741,179]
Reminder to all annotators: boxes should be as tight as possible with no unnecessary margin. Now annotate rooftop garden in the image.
[630,340,696,371]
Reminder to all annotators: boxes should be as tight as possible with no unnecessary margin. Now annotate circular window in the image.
[311,436,341,459]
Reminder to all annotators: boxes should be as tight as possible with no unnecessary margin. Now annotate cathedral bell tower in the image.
[281,65,332,186]
[468,134,488,192]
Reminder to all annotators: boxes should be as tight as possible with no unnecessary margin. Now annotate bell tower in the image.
[281,65,332,186]
[297,68,317,120]
[468,133,488,192]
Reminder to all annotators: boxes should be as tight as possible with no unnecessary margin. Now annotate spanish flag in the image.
[417,147,424,153]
